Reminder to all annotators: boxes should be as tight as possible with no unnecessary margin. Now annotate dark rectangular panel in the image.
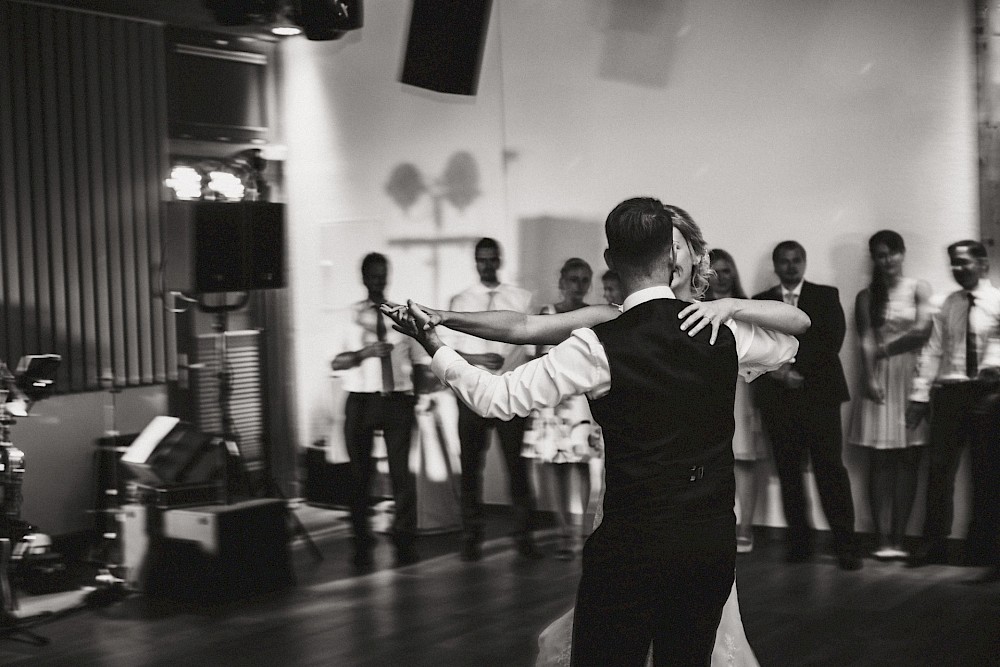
[401,0,492,96]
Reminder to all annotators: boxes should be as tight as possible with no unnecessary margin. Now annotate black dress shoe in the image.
[460,539,482,562]
[785,545,814,563]
[962,566,1000,585]
[907,544,948,568]
[395,544,420,567]
[837,554,862,571]
[516,538,544,560]
[352,548,375,571]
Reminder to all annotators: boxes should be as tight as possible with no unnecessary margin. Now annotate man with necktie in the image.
[446,237,538,561]
[907,240,1000,581]
[753,240,861,570]
[331,252,430,570]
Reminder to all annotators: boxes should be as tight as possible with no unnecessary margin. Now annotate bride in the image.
[407,205,809,666]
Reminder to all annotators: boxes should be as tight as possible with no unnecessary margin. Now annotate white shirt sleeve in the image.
[430,329,610,420]
[725,319,799,383]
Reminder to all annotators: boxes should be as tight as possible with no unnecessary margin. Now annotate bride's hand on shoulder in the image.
[678,299,735,344]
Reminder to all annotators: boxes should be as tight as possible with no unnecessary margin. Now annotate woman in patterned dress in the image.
[523,258,602,559]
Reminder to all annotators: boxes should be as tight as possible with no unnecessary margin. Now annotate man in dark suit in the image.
[753,240,861,570]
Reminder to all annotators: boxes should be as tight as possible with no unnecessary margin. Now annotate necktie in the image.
[783,291,796,307]
[486,289,497,311]
[374,304,394,394]
[966,292,978,380]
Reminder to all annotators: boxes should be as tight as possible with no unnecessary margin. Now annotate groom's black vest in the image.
[589,298,738,523]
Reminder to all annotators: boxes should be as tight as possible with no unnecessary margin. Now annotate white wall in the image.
[281,0,978,534]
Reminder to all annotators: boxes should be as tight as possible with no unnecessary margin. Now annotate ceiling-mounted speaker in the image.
[298,0,363,41]
[400,0,492,96]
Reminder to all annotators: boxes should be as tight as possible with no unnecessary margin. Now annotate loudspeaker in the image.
[120,416,222,487]
[400,0,492,96]
[298,0,363,41]
[303,447,352,507]
[122,499,294,603]
[162,201,286,294]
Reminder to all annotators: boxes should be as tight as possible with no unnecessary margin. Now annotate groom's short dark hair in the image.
[605,197,673,276]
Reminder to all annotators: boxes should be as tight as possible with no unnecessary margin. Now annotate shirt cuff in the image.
[431,346,464,381]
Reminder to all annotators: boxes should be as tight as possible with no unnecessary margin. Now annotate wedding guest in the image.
[907,240,1000,583]
[706,248,765,553]
[601,269,623,306]
[847,231,932,559]
[446,238,540,561]
[330,253,429,570]
[523,258,601,559]
[753,241,861,570]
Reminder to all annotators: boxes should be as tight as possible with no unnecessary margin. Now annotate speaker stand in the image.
[201,302,323,563]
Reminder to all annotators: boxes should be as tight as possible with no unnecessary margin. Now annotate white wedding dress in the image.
[535,480,760,667]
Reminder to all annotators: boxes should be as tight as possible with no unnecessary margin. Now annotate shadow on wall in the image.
[598,0,687,88]
[385,152,484,308]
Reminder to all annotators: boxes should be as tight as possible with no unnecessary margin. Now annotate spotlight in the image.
[271,1,302,36]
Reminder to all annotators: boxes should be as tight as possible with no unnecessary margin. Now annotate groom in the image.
[386,197,797,666]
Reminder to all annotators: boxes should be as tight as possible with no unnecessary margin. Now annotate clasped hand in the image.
[380,301,441,352]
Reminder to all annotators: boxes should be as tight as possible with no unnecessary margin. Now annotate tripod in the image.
[203,301,322,562]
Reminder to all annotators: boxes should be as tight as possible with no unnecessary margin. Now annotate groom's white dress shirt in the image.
[431,286,799,420]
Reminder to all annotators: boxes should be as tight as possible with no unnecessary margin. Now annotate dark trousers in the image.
[759,393,856,554]
[925,382,1000,565]
[456,400,534,541]
[344,392,417,549]
[571,515,735,667]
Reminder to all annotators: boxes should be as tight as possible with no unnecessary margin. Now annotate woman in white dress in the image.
[410,206,809,667]
[847,230,932,559]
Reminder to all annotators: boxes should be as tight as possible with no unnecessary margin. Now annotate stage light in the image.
[271,1,302,36]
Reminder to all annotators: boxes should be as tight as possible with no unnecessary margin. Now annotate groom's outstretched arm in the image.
[383,300,609,420]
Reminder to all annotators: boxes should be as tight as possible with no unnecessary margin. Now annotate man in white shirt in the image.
[331,253,430,570]
[907,240,1000,580]
[446,237,538,561]
[386,198,798,665]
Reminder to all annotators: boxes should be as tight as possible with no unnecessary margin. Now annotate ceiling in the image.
[29,0,274,37]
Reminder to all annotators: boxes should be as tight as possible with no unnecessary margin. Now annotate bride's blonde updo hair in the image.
[664,205,712,300]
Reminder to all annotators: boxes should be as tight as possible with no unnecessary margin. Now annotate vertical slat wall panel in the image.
[12,3,36,357]
[74,11,99,388]
[149,33,173,384]
[0,2,168,392]
[54,10,83,390]
[41,8,65,387]
[0,2,17,365]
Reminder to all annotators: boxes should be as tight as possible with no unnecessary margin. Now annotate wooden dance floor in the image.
[0,506,996,666]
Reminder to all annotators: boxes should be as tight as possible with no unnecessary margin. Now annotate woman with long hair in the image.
[706,248,765,553]
[847,230,932,559]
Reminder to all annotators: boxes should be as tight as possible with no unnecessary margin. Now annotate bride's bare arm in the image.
[678,298,811,343]
[421,303,620,346]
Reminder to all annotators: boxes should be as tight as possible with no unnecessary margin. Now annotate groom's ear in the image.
[603,248,615,271]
